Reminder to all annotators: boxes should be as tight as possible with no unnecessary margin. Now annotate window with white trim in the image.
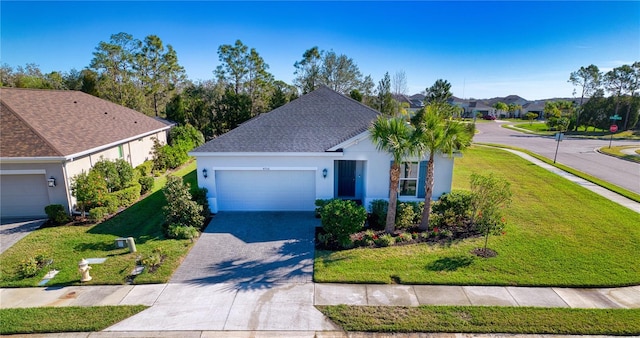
[399,162,418,196]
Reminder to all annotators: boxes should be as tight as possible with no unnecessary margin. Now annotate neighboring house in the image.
[467,101,496,118]
[190,86,456,213]
[522,101,546,119]
[392,94,423,112]
[0,88,171,218]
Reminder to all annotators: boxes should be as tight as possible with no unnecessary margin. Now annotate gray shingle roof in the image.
[192,86,381,153]
[0,88,171,158]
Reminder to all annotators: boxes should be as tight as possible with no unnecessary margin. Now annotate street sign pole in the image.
[608,115,622,149]
[553,132,563,163]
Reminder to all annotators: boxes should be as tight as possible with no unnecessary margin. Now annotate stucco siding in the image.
[194,136,456,213]
[0,161,69,216]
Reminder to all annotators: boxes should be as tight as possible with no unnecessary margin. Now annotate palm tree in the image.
[369,116,417,234]
[413,104,473,231]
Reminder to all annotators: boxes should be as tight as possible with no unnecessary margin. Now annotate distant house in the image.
[0,88,171,218]
[522,101,546,119]
[191,86,457,213]
[467,101,496,118]
[393,94,424,112]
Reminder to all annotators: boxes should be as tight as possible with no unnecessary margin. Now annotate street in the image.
[473,121,640,195]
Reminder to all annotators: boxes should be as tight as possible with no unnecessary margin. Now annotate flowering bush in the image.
[396,232,413,243]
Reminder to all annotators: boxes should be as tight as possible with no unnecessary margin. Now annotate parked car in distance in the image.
[483,115,496,120]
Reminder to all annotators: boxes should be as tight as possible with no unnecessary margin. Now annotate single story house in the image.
[190,86,456,213]
[0,88,171,218]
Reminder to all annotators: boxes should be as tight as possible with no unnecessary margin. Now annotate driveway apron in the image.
[170,211,318,284]
[108,212,339,332]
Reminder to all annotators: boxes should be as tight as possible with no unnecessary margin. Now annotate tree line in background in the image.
[2,32,639,139]
[568,62,640,131]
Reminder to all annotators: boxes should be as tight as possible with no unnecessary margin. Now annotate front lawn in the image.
[0,162,198,287]
[314,146,640,286]
[318,305,640,335]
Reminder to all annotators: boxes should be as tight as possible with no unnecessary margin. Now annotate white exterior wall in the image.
[194,133,456,213]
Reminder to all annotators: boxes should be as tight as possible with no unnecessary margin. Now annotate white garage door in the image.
[1,175,50,218]
[215,170,316,211]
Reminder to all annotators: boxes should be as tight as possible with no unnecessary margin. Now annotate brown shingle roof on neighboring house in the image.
[1,102,61,157]
[192,85,381,153]
[0,88,171,158]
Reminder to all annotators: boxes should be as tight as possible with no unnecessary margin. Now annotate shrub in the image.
[354,229,377,247]
[44,204,70,225]
[139,176,155,195]
[396,232,413,243]
[320,199,367,246]
[71,170,108,215]
[135,160,154,177]
[162,176,204,231]
[396,202,418,229]
[17,257,39,278]
[190,186,210,222]
[431,190,475,230]
[111,184,141,208]
[317,232,333,247]
[102,195,119,214]
[141,247,165,272]
[92,158,135,192]
[314,199,333,218]
[89,207,109,222]
[166,224,199,240]
[375,234,395,247]
[368,199,388,230]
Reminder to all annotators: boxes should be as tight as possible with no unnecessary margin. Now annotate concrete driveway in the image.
[170,212,318,285]
[107,212,338,331]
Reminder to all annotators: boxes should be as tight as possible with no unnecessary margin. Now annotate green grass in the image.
[314,146,640,286]
[318,305,640,335]
[0,162,198,287]
[0,306,147,335]
[478,143,640,203]
[599,145,640,163]
[509,122,551,134]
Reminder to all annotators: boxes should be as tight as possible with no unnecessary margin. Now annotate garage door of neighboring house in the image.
[1,174,50,218]
[215,170,316,211]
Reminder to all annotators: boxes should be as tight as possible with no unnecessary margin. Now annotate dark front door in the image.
[337,160,356,197]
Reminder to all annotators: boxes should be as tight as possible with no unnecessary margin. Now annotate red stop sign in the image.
[610,125,618,133]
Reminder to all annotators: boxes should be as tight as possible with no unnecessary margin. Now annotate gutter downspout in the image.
[61,160,73,215]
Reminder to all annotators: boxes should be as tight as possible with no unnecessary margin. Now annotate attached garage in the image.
[0,174,50,218]
[215,170,316,211]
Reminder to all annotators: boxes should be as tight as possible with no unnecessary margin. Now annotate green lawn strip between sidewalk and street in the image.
[477,143,640,202]
[314,146,640,286]
[0,305,148,335]
[0,162,197,287]
[317,305,640,335]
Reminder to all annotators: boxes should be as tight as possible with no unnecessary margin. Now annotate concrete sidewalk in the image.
[1,282,639,334]
[2,283,639,310]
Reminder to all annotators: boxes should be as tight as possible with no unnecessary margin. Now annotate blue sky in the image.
[2,1,639,100]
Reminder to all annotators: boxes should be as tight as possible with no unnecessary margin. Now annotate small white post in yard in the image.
[126,237,137,253]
